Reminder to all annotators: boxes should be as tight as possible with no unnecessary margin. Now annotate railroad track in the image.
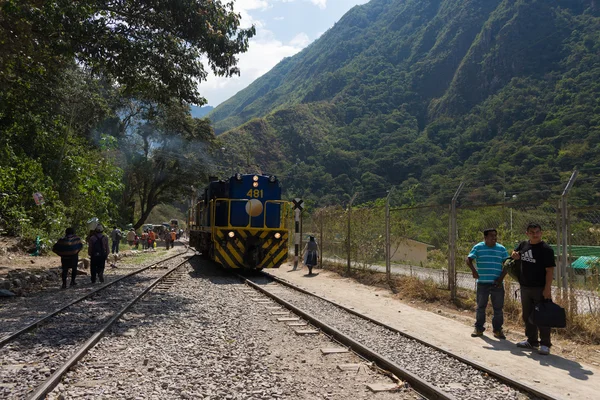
[0,251,194,399]
[234,271,560,400]
[0,249,189,348]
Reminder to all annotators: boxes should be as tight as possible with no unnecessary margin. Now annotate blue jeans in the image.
[475,282,505,331]
[112,240,119,254]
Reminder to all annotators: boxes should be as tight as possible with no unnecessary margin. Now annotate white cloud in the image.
[199,28,306,106]
[197,0,333,106]
[309,0,327,9]
[289,32,310,48]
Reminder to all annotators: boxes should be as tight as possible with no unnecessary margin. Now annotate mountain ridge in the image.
[209,0,600,206]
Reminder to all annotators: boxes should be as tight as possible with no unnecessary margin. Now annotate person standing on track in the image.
[466,228,509,339]
[88,224,109,283]
[52,227,83,289]
[511,223,556,355]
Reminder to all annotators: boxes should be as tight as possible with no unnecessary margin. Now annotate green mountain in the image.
[209,0,600,206]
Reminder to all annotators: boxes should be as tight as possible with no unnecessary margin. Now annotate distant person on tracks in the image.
[88,224,109,283]
[126,228,136,247]
[110,226,123,254]
[302,236,319,275]
[52,227,83,289]
[148,229,156,249]
[511,223,556,355]
[466,228,509,339]
[141,230,148,250]
[170,229,177,248]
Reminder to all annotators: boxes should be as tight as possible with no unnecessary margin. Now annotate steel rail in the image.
[240,274,455,400]
[262,271,560,400]
[27,255,194,400]
[0,248,190,348]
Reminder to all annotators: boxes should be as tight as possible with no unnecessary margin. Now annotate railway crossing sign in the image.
[292,198,304,211]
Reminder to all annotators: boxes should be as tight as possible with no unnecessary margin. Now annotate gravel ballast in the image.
[250,274,532,400]
[44,259,416,399]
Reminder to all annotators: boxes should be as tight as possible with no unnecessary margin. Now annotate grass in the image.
[323,261,600,345]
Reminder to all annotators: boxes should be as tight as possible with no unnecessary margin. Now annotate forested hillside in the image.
[210,0,600,206]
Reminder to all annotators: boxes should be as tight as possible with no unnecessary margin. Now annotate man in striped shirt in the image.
[466,228,509,339]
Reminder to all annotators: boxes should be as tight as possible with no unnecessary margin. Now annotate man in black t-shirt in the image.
[511,223,556,355]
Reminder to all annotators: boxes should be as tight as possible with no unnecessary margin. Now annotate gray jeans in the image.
[520,286,552,347]
[475,282,504,331]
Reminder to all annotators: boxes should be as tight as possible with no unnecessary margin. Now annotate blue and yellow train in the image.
[188,173,290,270]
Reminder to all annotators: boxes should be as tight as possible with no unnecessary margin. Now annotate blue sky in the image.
[198,0,370,107]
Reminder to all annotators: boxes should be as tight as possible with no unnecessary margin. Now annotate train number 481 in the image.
[246,189,264,198]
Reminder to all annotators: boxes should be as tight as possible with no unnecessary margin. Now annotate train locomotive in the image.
[188,173,289,270]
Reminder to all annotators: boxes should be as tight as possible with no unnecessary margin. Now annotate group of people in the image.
[52,224,109,288]
[467,223,556,355]
[53,223,180,289]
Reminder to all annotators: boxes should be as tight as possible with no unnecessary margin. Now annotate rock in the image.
[76,269,88,276]
[0,289,16,297]
[79,258,90,269]
[0,278,10,290]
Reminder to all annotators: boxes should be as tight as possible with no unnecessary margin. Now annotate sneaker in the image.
[538,345,550,355]
[70,282,77,287]
[61,283,67,289]
[493,330,506,339]
[99,276,104,283]
[471,328,484,337]
[516,340,539,349]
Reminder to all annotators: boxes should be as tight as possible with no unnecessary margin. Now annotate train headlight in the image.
[253,175,259,182]
[252,182,259,188]
[268,175,277,183]
[274,232,281,239]
[228,231,235,238]
[235,173,243,181]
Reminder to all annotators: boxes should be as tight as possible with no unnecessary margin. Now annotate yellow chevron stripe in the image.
[216,247,238,268]
[224,242,244,266]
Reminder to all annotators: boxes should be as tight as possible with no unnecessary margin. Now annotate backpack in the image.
[502,257,522,282]
[92,234,106,258]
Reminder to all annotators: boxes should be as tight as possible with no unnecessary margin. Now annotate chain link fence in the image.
[298,179,600,316]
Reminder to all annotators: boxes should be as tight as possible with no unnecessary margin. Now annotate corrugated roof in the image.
[571,256,599,270]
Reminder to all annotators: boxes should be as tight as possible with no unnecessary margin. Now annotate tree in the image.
[117,101,216,229]
[0,0,256,105]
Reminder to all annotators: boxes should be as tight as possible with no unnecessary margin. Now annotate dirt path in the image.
[267,264,600,400]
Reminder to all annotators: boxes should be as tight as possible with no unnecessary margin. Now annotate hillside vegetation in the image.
[210,0,600,206]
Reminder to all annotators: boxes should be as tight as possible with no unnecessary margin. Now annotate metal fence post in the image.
[347,192,358,274]
[319,209,324,268]
[385,188,393,282]
[560,170,578,292]
[449,182,465,300]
